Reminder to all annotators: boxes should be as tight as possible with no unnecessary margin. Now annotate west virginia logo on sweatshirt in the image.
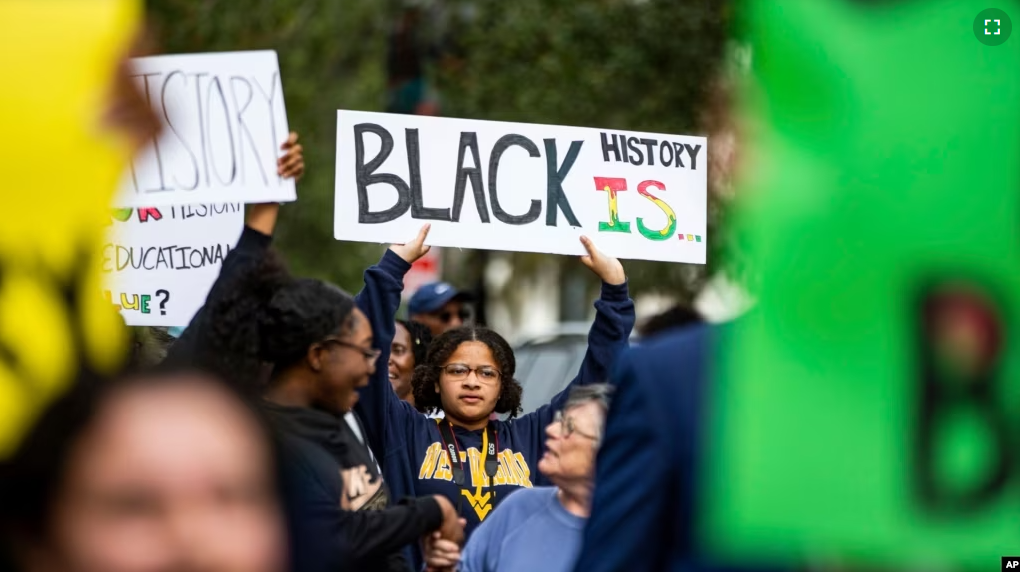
[417,442,533,521]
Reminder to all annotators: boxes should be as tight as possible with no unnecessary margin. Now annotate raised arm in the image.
[515,236,634,442]
[353,224,433,457]
[166,133,303,365]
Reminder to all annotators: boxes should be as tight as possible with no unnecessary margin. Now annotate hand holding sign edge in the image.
[389,223,432,264]
[580,235,626,286]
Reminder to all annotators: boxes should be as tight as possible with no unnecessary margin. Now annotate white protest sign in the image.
[114,50,295,207]
[102,204,244,326]
[334,111,707,264]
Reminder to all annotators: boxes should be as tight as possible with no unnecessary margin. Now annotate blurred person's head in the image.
[390,320,432,405]
[408,282,472,337]
[638,305,704,339]
[0,371,286,572]
[538,384,611,498]
[411,327,522,428]
[200,253,377,416]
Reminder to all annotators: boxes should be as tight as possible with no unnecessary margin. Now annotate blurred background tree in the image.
[436,0,736,310]
[146,0,740,325]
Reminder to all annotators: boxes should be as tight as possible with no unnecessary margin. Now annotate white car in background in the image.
[512,323,641,416]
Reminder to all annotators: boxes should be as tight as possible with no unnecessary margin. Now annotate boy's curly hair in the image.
[411,326,523,419]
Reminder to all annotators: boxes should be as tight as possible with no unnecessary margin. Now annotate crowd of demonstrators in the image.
[164,200,465,571]
[424,384,613,572]
[351,224,635,568]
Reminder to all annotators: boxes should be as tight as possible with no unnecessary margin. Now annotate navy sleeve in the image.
[281,439,443,571]
[514,281,634,453]
[571,348,670,572]
[352,250,419,458]
[165,225,271,364]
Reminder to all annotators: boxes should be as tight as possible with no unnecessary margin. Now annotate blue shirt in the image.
[460,487,585,572]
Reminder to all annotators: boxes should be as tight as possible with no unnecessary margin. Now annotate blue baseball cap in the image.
[408,282,472,315]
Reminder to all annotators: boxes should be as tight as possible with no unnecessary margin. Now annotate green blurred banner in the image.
[703,1,1020,569]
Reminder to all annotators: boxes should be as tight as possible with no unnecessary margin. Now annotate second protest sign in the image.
[334,111,708,264]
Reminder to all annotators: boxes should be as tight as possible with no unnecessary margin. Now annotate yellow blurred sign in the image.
[0,0,141,457]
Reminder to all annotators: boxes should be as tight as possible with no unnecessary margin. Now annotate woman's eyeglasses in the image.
[553,410,599,441]
[438,363,501,382]
[322,337,382,363]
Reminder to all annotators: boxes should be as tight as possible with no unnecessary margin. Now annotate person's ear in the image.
[434,380,440,394]
[307,343,326,372]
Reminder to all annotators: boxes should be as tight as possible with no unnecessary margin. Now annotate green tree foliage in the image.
[146,0,394,292]
[145,0,735,303]
[439,0,734,300]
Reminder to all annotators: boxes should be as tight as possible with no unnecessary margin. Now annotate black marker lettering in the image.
[230,76,268,185]
[639,138,657,166]
[660,140,674,167]
[627,137,643,166]
[406,129,450,221]
[175,246,191,270]
[488,134,542,225]
[190,72,210,186]
[206,77,237,186]
[451,132,490,223]
[544,139,582,228]
[162,71,200,190]
[354,123,411,224]
[253,72,282,182]
[137,72,173,192]
[600,132,621,162]
[673,142,686,168]
[683,143,702,170]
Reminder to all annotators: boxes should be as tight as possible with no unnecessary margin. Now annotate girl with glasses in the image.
[351,225,634,569]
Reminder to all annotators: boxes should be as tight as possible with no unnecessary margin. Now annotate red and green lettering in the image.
[594,176,631,233]
[636,180,677,241]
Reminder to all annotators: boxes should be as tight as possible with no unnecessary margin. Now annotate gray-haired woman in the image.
[423,384,614,572]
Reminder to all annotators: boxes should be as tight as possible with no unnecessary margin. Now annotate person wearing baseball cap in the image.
[408,282,473,336]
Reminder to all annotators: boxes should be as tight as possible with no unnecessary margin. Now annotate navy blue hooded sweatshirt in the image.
[572,325,787,572]
[353,250,635,545]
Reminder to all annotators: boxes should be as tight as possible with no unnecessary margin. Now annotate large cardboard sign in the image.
[114,51,295,207]
[102,204,244,326]
[335,111,707,264]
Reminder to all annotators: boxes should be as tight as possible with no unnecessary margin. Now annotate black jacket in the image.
[166,226,443,572]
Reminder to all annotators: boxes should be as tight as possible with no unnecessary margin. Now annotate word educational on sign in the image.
[102,202,245,327]
[114,50,296,208]
[334,111,707,264]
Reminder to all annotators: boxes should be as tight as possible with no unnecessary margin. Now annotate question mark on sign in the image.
[155,289,170,316]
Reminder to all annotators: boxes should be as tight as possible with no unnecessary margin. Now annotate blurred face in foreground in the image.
[33,376,286,572]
